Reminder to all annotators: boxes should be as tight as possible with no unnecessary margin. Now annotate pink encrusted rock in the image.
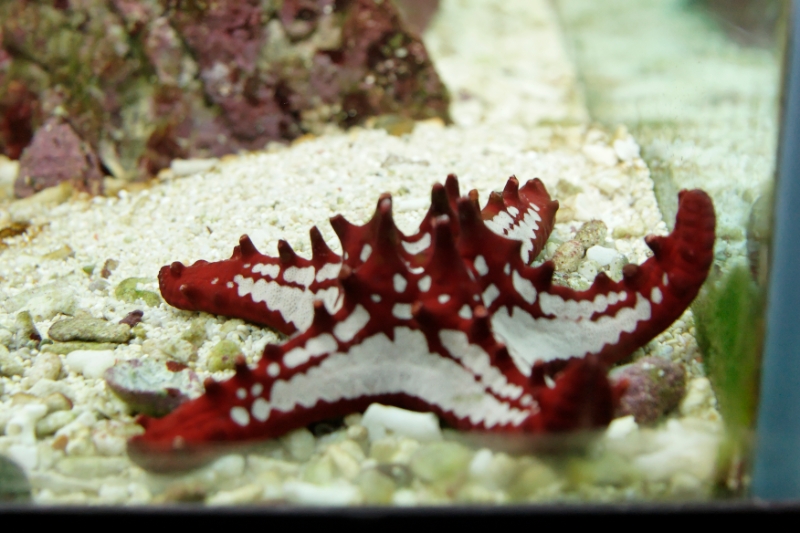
[610,356,686,425]
[14,118,103,198]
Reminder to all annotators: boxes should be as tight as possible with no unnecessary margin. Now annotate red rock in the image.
[14,118,103,197]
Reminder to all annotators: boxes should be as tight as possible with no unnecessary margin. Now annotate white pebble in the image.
[605,415,638,440]
[65,350,116,379]
[586,245,622,267]
[361,403,442,443]
[283,480,361,505]
[170,158,219,177]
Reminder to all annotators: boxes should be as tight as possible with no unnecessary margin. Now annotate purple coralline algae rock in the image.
[104,358,200,418]
[610,356,686,425]
[15,118,104,197]
[1,0,450,196]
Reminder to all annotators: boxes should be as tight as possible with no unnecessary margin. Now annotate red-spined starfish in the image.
[128,175,715,471]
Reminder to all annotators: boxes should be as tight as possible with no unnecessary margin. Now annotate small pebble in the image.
[283,480,360,505]
[26,352,63,382]
[356,468,395,504]
[65,350,116,379]
[409,441,472,484]
[36,410,77,438]
[574,220,608,249]
[610,356,686,424]
[114,278,161,307]
[206,339,242,372]
[104,358,198,417]
[281,428,316,462]
[552,240,583,273]
[13,311,41,349]
[0,345,24,376]
[586,245,622,267]
[361,403,443,443]
[48,317,132,344]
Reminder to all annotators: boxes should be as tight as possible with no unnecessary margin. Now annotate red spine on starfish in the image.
[129,175,715,471]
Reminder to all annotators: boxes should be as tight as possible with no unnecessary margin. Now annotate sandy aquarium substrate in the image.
[0,0,725,505]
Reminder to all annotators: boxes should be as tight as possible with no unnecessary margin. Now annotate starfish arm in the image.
[158,229,342,335]
[465,189,716,375]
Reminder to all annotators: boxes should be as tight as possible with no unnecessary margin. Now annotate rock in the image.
[25,352,62,382]
[0,1,448,183]
[0,455,31,502]
[0,345,24,376]
[64,350,116,379]
[409,441,472,484]
[12,310,41,349]
[14,118,103,197]
[103,358,199,417]
[574,220,608,249]
[611,356,686,425]
[552,240,583,273]
[8,283,77,321]
[114,278,162,307]
[48,317,132,344]
[361,403,443,442]
[206,339,241,372]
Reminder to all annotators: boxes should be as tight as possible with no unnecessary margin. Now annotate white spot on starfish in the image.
[482,284,500,308]
[251,383,263,397]
[251,398,271,422]
[371,294,382,303]
[458,305,472,319]
[284,266,315,287]
[474,255,489,276]
[401,233,431,254]
[316,262,341,282]
[512,270,537,304]
[236,388,247,400]
[267,362,281,377]
[285,333,339,368]
[253,263,280,278]
[393,274,407,293]
[438,294,450,304]
[230,406,250,427]
[333,305,370,343]
[392,303,413,320]
[418,275,432,292]
[651,287,663,304]
[360,244,373,262]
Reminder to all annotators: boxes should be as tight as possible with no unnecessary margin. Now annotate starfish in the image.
[128,175,715,471]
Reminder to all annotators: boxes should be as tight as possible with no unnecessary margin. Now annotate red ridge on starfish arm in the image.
[132,177,714,472]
